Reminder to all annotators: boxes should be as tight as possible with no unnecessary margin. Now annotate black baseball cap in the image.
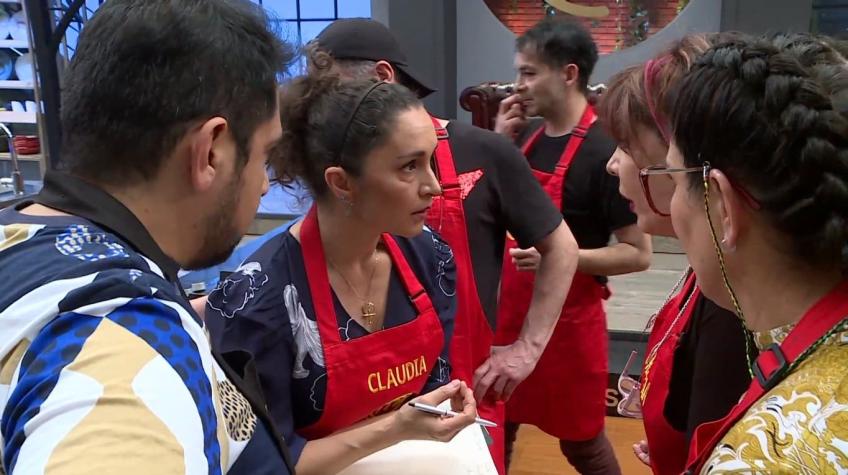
[315,18,436,98]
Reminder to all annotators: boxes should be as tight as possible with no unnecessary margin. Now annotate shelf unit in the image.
[0,151,39,161]
[0,0,41,186]
[0,0,38,138]
[0,110,34,123]
[0,80,31,89]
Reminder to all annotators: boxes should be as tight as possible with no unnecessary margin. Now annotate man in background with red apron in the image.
[494,17,652,475]
[313,19,580,474]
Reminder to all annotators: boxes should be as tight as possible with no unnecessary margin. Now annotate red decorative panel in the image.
[484,0,684,54]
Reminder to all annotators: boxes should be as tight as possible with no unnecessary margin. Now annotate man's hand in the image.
[494,95,527,138]
[509,246,541,272]
[472,340,542,402]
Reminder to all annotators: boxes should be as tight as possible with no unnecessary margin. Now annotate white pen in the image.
[408,402,498,428]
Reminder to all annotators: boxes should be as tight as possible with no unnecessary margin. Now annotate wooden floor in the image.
[509,417,652,475]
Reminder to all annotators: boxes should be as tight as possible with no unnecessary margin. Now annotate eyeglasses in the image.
[638,164,704,217]
[617,350,643,418]
[639,162,761,217]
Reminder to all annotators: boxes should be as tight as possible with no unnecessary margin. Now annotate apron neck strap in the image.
[520,104,597,157]
[301,206,435,344]
[430,115,459,190]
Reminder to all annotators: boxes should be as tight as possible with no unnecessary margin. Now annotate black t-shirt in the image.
[664,292,755,441]
[517,118,637,251]
[444,121,562,329]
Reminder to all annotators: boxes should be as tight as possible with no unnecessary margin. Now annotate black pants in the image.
[504,422,622,475]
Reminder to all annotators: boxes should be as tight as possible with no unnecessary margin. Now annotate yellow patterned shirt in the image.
[701,323,848,474]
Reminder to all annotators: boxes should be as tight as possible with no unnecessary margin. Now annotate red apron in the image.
[298,205,445,439]
[425,117,506,474]
[685,280,848,474]
[641,271,700,475]
[494,105,609,441]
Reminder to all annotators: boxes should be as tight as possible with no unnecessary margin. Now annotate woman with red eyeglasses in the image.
[667,33,848,474]
[598,34,754,475]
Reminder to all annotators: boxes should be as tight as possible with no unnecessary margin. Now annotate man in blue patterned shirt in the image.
[0,1,295,473]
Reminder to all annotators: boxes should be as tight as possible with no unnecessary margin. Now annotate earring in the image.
[339,195,354,217]
[721,237,736,253]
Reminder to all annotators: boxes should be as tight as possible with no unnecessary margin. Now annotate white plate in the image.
[9,10,26,42]
[0,11,11,41]
[14,52,31,82]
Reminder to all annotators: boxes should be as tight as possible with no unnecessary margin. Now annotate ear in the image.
[186,117,230,192]
[710,169,746,252]
[325,166,355,202]
[560,63,580,88]
[374,60,396,83]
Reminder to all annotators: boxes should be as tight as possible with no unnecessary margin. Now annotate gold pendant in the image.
[362,301,376,327]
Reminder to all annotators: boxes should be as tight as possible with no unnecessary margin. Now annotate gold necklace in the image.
[640,269,695,403]
[328,252,379,329]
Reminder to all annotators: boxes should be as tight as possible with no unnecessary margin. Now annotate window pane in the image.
[258,183,312,215]
[299,20,332,44]
[262,0,297,20]
[338,0,371,18]
[84,0,102,19]
[300,0,335,19]
[272,20,299,46]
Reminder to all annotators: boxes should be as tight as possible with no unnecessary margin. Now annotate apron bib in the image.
[494,105,610,441]
[425,117,505,474]
[641,272,700,475]
[298,206,444,439]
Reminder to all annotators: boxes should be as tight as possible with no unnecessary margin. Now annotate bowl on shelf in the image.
[12,135,39,156]
[8,10,26,42]
[14,52,30,82]
[0,10,10,41]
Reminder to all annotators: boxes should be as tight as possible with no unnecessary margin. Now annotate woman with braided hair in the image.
[599,34,754,475]
[662,33,848,473]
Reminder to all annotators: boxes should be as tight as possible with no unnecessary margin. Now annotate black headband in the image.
[338,81,385,162]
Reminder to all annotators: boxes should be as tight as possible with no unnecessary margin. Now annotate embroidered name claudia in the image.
[368,356,428,393]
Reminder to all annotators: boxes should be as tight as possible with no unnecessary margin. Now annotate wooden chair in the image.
[458,82,607,130]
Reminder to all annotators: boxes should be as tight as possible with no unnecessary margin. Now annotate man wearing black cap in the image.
[313,18,580,474]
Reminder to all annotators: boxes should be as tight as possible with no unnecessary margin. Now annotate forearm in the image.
[577,243,651,277]
[295,413,403,475]
[518,223,578,352]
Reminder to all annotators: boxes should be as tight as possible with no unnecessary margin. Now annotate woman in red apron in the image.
[598,35,753,474]
[205,69,480,474]
[663,34,848,473]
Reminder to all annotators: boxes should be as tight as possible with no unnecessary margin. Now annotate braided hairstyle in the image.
[273,48,421,197]
[670,33,848,273]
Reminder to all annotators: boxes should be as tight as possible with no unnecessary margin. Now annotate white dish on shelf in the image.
[0,10,10,41]
[8,10,25,42]
[14,51,30,82]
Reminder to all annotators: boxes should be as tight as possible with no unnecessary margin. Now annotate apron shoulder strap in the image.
[381,234,435,316]
[519,120,546,156]
[430,116,459,190]
[556,104,597,171]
